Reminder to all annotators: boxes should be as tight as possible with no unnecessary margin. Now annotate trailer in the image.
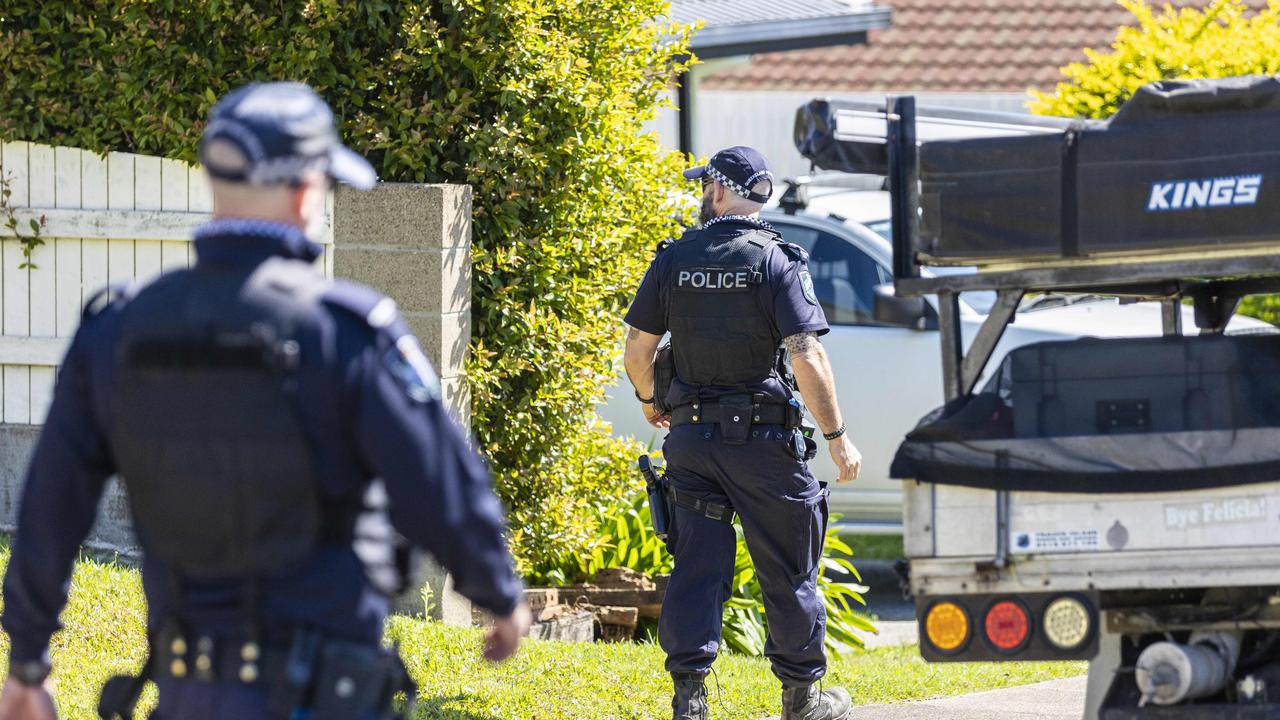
[796,76,1280,718]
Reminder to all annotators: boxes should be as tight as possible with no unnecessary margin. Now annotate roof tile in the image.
[701,0,1270,92]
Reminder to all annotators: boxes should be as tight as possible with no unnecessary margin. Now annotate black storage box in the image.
[890,333,1280,494]
[917,76,1280,263]
[1009,334,1280,438]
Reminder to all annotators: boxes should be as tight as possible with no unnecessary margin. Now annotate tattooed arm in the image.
[623,326,669,428]
[786,331,861,483]
[785,332,842,433]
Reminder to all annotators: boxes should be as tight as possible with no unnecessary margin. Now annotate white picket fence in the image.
[0,142,335,425]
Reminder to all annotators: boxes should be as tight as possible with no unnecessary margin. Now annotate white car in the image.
[599,178,1271,531]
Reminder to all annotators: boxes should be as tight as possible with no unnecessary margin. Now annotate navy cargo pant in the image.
[658,422,830,688]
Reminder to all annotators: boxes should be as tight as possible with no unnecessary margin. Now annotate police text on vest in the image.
[677,268,752,290]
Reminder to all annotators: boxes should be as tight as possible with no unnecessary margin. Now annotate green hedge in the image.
[0,1,691,575]
[1029,0,1280,325]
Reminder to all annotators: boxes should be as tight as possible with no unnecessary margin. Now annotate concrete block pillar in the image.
[333,183,474,624]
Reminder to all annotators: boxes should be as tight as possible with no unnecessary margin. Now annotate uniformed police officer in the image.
[623,146,863,720]
[0,82,531,720]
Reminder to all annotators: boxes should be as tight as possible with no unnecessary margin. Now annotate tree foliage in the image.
[1029,0,1280,323]
[0,1,692,574]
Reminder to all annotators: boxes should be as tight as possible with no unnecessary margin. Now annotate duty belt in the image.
[669,401,792,428]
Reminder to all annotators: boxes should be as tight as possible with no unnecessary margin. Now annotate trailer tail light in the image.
[1042,596,1091,651]
[924,601,970,653]
[917,591,1098,663]
[984,600,1031,652]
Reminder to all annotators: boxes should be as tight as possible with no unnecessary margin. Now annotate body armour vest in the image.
[666,227,781,387]
[110,258,329,580]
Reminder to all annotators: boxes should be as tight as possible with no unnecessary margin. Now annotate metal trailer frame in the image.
[845,95,1280,568]
[843,96,1280,718]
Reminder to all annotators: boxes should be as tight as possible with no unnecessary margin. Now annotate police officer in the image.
[0,82,531,720]
[623,146,863,720]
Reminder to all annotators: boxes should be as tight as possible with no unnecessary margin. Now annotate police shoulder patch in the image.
[384,335,441,404]
[799,270,818,306]
[655,238,675,254]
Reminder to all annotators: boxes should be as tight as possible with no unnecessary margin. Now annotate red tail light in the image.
[984,600,1030,652]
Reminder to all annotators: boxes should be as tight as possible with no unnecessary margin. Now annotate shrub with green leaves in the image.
[1028,0,1280,324]
[566,486,875,656]
[0,1,692,574]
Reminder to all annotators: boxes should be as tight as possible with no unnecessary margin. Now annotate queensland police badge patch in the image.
[799,270,818,305]
[384,335,441,403]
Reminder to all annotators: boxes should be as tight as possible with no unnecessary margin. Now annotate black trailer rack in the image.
[794,80,1280,399]
[796,79,1280,583]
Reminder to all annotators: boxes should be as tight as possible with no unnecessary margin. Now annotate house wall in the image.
[654,89,1030,180]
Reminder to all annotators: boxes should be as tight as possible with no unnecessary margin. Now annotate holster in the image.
[268,630,416,720]
[98,656,153,720]
[653,343,675,413]
[638,455,671,541]
[309,640,413,720]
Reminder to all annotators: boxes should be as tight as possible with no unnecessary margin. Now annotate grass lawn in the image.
[0,548,1085,719]
[838,534,905,562]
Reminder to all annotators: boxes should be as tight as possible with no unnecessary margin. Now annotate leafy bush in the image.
[0,1,692,573]
[565,486,875,657]
[721,517,874,657]
[1028,0,1280,324]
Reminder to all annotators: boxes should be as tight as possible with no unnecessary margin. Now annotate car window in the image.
[774,222,891,325]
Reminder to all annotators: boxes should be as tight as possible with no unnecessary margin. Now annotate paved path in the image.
[845,676,1088,720]
[861,620,917,649]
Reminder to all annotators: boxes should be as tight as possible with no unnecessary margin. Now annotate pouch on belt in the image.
[720,394,754,445]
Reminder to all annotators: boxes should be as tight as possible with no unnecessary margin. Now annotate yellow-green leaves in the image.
[1030,0,1280,119]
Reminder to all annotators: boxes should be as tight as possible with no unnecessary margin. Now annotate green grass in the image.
[0,548,1085,719]
[839,533,905,562]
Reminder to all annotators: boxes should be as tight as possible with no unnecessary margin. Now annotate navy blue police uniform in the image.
[625,191,832,688]
[0,83,523,720]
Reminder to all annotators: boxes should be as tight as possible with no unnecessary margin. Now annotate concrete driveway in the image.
[845,676,1088,720]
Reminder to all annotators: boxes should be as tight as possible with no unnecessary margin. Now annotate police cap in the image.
[683,146,774,204]
[199,82,376,190]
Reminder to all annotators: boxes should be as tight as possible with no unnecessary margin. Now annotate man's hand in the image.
[483,603,532,663]
[830,435,862,485]
[0,678,56,720]
[642,403,670,429]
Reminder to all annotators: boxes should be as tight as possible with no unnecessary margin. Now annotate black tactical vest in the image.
[665,227,781,387]
[109,258,329,580]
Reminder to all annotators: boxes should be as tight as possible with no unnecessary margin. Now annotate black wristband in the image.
[635,389,655,404]
[823,424,847,441]
[9,660,50,687]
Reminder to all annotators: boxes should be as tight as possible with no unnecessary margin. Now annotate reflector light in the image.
[1043,597,1091,650]
[985,600,1030,651]
[925,602,970,653]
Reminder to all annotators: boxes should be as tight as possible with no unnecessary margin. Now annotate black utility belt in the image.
[101,627,415,720]
[669,398,796,430]
[154,630,284,685]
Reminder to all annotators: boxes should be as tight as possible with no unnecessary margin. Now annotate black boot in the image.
[781,683,852,720]
[672,671,709,720]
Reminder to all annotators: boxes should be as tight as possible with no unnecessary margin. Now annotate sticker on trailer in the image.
[1012,529,1101,554]
[1164,496,1269,531]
